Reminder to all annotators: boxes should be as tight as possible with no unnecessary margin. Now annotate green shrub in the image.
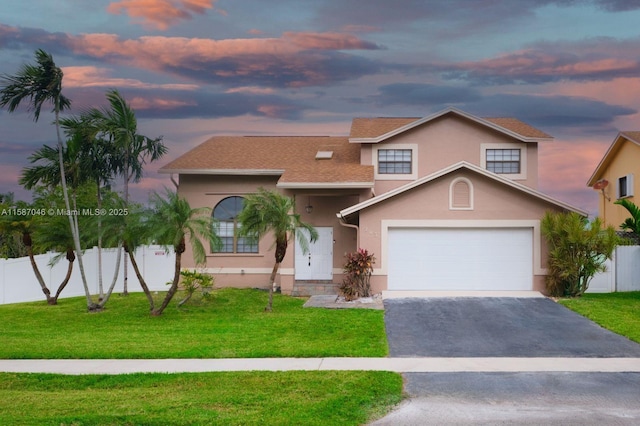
[541,211,618,297]
[339,249,375,301]
[175,269,214,306]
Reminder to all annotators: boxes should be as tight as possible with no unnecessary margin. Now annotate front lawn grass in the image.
[0,288,387,359]
[559,292,640,343]
[0,370,404,425]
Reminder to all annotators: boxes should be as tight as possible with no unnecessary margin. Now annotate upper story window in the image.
[378,149,412,174]
[486,149,521,174]
[212,196,258,254]
[617,174,634,199]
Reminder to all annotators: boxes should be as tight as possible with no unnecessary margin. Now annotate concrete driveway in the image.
[373,296,640,425]
[384,296,640,357]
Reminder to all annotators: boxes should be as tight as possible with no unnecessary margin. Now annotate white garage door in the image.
[388,228,533,291]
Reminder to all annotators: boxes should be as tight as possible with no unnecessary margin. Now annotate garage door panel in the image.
[388,228,533,291]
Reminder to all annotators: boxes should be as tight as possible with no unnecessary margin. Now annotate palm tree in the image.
[31,211,78,305]
[614,198,640,239]
[146,189,221,316]
[0,49,94,309]
[236,188,318,311]
[61,115,118,299]
[19,140,99,308]
[88,89,166,295]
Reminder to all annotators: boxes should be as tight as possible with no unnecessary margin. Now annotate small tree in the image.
[236,188,318,311]
[339,248,375,301]
[146,189,221,316]
[541,211,618,297]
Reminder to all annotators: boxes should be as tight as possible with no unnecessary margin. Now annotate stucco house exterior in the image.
[159,107,585,295]
[587,131,640,230]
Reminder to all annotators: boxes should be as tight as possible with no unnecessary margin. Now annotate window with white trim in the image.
[212,196,258,253]
[617,174,634,199]
[378,149,412,174]
[486,149,521,174]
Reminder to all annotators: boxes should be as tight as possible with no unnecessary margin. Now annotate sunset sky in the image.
[2,0,640,216]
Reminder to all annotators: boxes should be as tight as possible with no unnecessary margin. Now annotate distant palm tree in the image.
[146,189,221,316]
[88,89,166,295]
[614,198,640,238]
[0,49,94,309]
[236,188,317,311]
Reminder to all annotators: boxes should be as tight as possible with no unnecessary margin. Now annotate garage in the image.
[387,227,533,291]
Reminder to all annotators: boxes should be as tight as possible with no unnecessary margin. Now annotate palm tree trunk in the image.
[122,164,130,296]
[152,248,182,316]
[96,183,104,300]
[265,262,280,312]
[26,239,52,304]
[126,247,154,311]
[98,243,122,309]
[55,105,94,310]
[52,250,74,304]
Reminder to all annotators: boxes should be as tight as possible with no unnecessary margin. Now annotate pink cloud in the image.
[538,139,609,214]
[62,66,199,90]
[62,30,380,87]
[225,86,276,95]
[107,0,220,30]
[129,96,197,110]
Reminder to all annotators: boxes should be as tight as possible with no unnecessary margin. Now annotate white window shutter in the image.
[628,174,634,197]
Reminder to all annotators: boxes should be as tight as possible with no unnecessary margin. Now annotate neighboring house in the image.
[587,131,640,229]
[159,107,585,295]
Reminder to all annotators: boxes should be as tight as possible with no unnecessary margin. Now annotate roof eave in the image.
[277,182,374,189]
[158,168,285,176]
[587,132,640,186]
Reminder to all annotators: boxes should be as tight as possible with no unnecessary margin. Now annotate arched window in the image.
[212,196,258,253]
[450,178,473,210]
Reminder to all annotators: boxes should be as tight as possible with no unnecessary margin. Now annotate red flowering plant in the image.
[339,248,375,301]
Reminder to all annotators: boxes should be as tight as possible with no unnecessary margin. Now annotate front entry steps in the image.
[291,280,340,297]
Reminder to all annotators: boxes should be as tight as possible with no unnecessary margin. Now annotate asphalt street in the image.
[374,297,640,425]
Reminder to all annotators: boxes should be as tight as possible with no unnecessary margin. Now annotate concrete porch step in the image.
[291,281,340,297]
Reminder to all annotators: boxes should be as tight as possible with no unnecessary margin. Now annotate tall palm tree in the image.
[614,198,640,238]
[61,115,118,299]
[146,189,221,316]
[0,49,94,309]
[88,89,166,295]
[236,188,318,311]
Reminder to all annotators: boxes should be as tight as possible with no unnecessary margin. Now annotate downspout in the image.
[337,213,360,248]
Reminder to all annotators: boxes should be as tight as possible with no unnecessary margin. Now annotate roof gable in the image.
[587,131,640,186]
[348,107,553,144]
[339,161,586,218]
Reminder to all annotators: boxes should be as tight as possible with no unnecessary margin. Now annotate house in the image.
[159,107,586,295]
[587,131,640,230]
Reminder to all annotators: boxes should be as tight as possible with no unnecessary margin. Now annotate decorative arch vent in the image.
[450,178,473,210]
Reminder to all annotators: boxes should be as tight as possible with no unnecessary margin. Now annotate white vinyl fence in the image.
[0,245,175,305]
[588,245,640,293]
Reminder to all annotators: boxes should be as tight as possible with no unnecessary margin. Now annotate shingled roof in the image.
[159,136,374,188]
[160,108,552,187]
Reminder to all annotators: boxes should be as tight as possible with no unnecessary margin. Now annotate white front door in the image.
[295,227,333,280]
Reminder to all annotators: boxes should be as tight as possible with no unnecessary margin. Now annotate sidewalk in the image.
[1,357,640,375]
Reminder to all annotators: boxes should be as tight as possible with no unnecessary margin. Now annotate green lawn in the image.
[0,288,387,359]
[0,371,404,425]
[559,291,640,343]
